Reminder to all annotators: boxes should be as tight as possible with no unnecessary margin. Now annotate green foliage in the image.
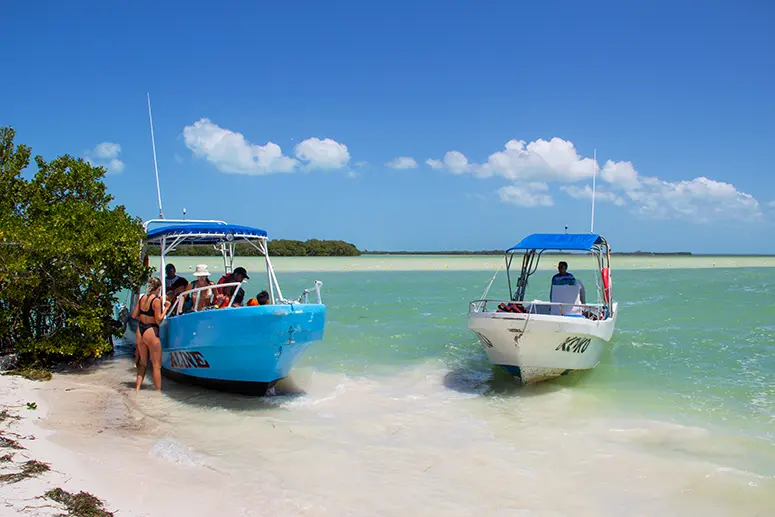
[0,126,149,365]
[146,238,361,257]
[4,367,51,381]
[270,238,360,256]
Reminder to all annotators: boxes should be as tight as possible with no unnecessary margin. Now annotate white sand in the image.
[0,374,132,516]
[2,364,773,517]
[0,374,237,517]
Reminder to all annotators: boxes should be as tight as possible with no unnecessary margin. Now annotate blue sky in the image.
[3,0,774,253]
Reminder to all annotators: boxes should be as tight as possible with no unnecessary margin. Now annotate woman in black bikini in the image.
[131,277,168,391]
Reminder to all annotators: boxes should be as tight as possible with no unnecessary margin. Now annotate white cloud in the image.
[294,137,350,170]
[425,151,473,174]
[483,138,597,182]
[427,136,761,221]
[600,160,640,190]
[427,138,597,182]
[386,156,418,169]
[498,182,554,207]
[354,161,370,168]
[768,200,775,208]
[561,185,626,207]
[625,176,760,222]
[596,159,760,222]
[443,151,473,174]
[425,158,443,169]
[107,159,124,173]
[183,118,297,174]
[180,121,762,222]
[183,119,351,174]
[92,142,120,160]
[86,142,124,174]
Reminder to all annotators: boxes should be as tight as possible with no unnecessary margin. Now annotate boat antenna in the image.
[589,149,597,233]
[147,93,164,219]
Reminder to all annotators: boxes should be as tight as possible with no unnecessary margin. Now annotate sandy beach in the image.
[0,372,260,517]
[2,348,774,517]
[0,373,132,516]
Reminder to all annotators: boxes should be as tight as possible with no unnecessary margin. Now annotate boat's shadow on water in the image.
[121,369,308,412]
[166,379,307,412]
[443,365,591,398]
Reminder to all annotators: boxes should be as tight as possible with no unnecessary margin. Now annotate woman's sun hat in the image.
[193,264,210,277]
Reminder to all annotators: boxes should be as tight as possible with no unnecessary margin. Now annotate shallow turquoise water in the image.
[106,265,775,515]
[275,267,775,446]
[148,266,775,436]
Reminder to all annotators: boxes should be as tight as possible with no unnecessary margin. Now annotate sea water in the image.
[46,261,775,516]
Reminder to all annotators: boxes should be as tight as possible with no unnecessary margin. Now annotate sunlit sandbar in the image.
[150,254,775,273]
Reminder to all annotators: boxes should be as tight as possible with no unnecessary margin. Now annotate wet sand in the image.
[2,358,774,517]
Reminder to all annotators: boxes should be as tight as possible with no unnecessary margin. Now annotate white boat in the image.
[468,233,618,384]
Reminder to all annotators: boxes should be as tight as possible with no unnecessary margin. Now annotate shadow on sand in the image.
[124,372,308,412]
[106,342,308,411]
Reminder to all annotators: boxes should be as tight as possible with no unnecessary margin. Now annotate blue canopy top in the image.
[145,222,267,245]
[507,233,604,252]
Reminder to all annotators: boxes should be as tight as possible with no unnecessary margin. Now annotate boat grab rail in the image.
[469,299,610,319]
[169,281,244,315]
[287,280,324,305]
[169,279,326,315]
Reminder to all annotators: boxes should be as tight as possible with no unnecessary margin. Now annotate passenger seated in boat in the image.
[166,276,189,307]
[214,266,249,308]
[246,290,270,306]
[165,263,182,291]
[185,264,215,312]
[550,261,585,316]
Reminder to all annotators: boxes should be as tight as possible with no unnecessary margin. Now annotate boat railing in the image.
[291,280,324,305]
[168,281,245,315]
[469,299,610,319]
[167,279,325,315]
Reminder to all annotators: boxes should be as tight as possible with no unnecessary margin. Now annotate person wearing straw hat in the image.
[185,264,215,312]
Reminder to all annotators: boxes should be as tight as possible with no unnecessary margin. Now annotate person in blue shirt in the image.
[551,261,586,304]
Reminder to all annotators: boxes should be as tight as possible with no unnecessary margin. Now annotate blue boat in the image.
[123,219,326,395]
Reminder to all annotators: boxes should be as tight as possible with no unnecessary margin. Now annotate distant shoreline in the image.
[361,251,775,257]
[150,254,775,273]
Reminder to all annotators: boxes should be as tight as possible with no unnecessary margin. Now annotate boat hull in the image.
[156,303,325,394]
[468,303,617,384]
[159,368,278,395]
